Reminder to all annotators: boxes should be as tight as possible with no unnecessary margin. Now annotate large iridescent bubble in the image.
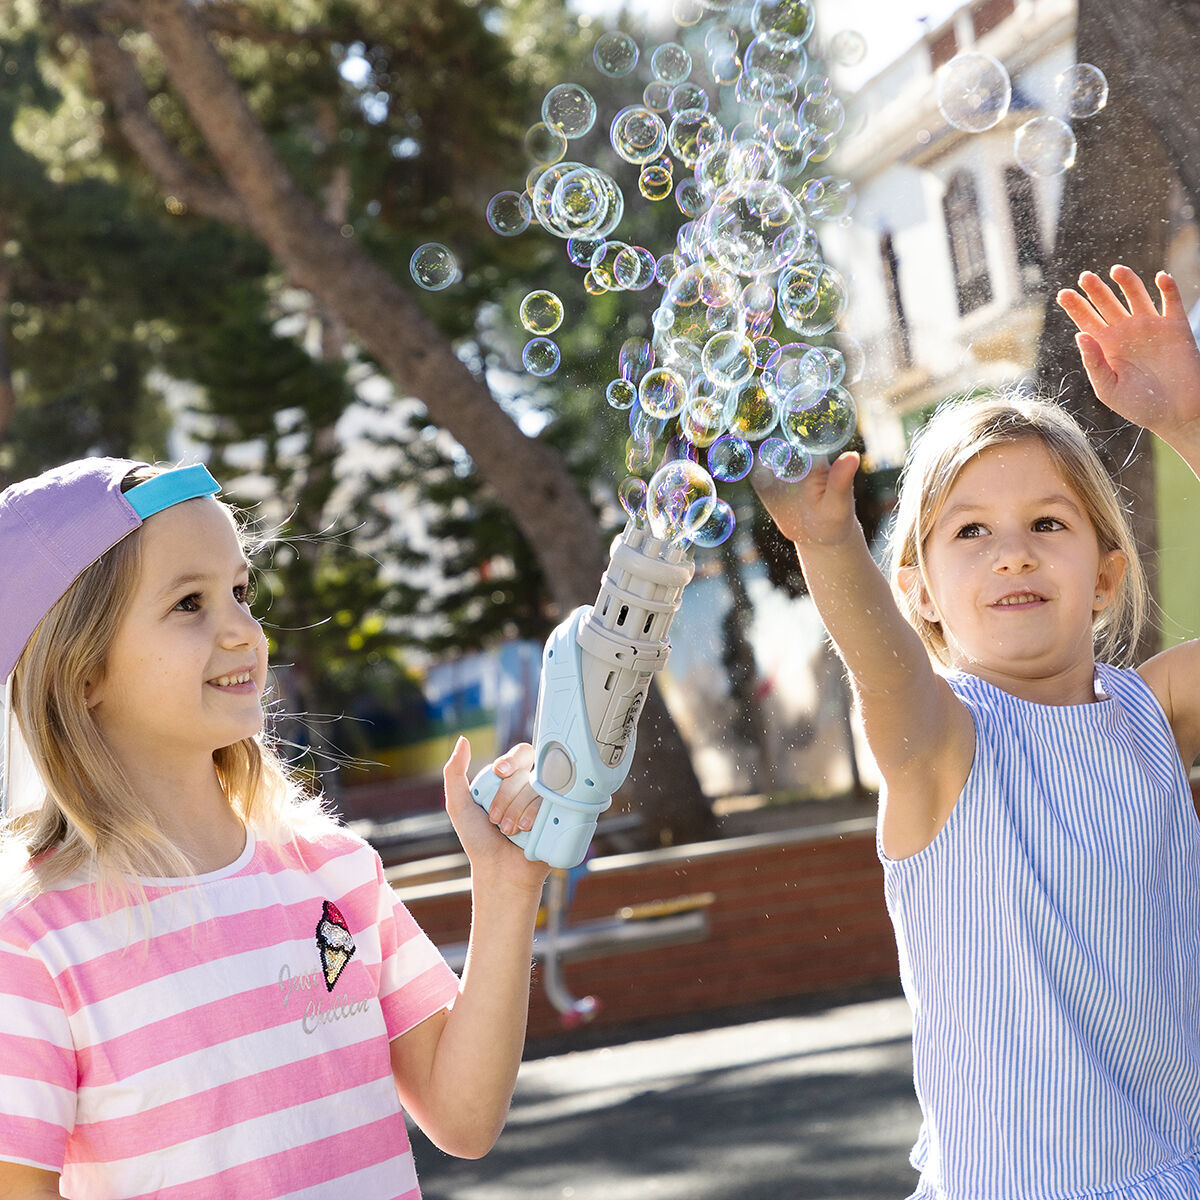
[647,459,717,542]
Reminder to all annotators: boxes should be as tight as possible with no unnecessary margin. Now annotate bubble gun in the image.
[470,523,694,869]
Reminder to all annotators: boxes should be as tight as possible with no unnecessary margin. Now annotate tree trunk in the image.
[1035,0,1176,662]
[101,0,712,837]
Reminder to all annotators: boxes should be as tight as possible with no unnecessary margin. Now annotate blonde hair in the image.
[1,465,338,908]
[888,391,1147,668]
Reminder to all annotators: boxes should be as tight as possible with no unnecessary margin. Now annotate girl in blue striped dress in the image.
[758,265,1200,1199]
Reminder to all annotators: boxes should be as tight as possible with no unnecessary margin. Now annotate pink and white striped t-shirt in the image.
[0,826,461,1199]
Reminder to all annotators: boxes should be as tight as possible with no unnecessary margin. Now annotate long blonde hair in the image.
[1,465,338,908]
[888,391,1147,668]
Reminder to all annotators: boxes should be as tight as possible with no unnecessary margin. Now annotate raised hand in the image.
[1057,266,1200,440]
[752,450,861,548]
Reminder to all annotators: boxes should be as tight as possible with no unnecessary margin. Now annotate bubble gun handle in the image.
[471,524,694,869]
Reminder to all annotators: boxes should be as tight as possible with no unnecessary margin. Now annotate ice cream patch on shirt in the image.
[316,899,356,991]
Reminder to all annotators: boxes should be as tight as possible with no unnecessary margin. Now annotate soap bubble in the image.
[619,475,648,524]
[759,437,812,482]
[669,82,710,116]
[701,331,757,388]
[704,180,805,277]
[607,379,637,410]
[519,290,564,334]
[705,23,739,60]
[525,121,568,165]
[486,191,532,236]
[594,31,639,78]
[409,243,460,290]
[647,459,717,542]
[638,366,689,418]
[668,108,725,167]
[688,497,736,547]
[532,162,623,238]
[611,106,669,164]
[744,32,808,92]
[751,0,816,43]
[800,176,855,222]
[626,434,655,473]
[707,434,755,482]
[728,379,779,440]
[567,235,604,267]
[1056,63,1108,119]
[615,245,658,290]
[640,163,674,201]
[618,337,655,383]
[764,342,830,406]
[830,30,867,67]
[522,337,561,376]
[674,178,709,219]
[589,240,629,290]
[680,391,730,447]
[778,262,847,335]
[937,53,1011,132]
[831,332,866,385]
[644,80,673,113]
[542,84,598,138]
[651,42,692,85]
[781,385,857,454]
[1014,115,1076,177]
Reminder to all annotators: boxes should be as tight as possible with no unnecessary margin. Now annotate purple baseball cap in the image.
[0,457,220,682]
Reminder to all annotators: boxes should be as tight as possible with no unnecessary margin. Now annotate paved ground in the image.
[412,989,923,1200]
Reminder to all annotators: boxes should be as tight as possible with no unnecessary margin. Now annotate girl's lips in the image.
[990,592,1046,608]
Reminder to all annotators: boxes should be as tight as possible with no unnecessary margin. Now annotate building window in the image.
[1004,166,1045,293]
[930,27,958,69]
[880,232,912,369]
[973,0,1015,38]
[943,171,993,314]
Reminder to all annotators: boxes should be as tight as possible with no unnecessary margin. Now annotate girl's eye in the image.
[174,593,201,613]
[235,578,257,606]
[1033,517,1064,532]
[955,523,986,539]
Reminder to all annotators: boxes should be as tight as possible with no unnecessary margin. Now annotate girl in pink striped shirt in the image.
[0,458,548,1199]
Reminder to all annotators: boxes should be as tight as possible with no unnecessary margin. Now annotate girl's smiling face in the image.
[909,437,1126,701]
[87,497,268,776]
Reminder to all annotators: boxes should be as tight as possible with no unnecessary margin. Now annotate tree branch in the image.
[44,0,252,229]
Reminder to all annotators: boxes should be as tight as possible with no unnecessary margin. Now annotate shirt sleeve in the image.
[371,854,460,1041]
[0,935,76,1172]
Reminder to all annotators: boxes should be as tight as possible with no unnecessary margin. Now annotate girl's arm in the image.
[755,455,975,858]
[389,738,549,1159]
[0,1162,62,1199]
[1058,266,1200,761]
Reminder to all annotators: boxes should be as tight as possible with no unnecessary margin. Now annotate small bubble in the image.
[523,337,562,376]
[486,190,532,237]
[1055,63,1108,119]
[652,42,693,85]
[1014,115,1076,177]
[594,31,639,78]
[525,121,568,165]
[829,29,867,67]
[542,83,598,138]
[520,290,564,334]
[409,243,460,291]
[937,53,1012,132]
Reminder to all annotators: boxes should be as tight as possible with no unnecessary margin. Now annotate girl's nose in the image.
[992,533,1036,573]
[220,601,264,648]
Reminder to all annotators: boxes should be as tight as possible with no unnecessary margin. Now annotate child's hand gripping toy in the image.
[471,524,694,868]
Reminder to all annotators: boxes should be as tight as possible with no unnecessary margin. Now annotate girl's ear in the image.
[897,564,939,623]
[1094,548,1127,612]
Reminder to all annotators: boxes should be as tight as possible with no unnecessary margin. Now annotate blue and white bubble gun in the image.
[471,523,695,869]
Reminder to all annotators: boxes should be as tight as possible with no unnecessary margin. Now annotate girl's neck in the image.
[121,756,247,875]
[952,656,1102,707]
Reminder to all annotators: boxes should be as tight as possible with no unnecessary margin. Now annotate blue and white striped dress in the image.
[882,663,1200,1199]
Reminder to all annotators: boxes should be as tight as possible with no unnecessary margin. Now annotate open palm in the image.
[1057,266,1200,438]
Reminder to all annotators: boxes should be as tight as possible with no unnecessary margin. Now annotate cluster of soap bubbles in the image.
[469,0,864,549]
[936,52,1108,178]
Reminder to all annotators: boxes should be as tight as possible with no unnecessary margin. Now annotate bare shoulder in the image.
[1137,640,1200,762]
[0,1159,62,1198]
[875,673,976,861]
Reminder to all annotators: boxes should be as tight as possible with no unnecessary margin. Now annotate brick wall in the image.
[398,818,900,1042]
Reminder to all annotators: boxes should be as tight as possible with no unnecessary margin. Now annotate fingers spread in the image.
[1056,287,1105,336]
[1109,263,1158,317]
[1157,271,1187,322]
[1077,270,1129,325]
